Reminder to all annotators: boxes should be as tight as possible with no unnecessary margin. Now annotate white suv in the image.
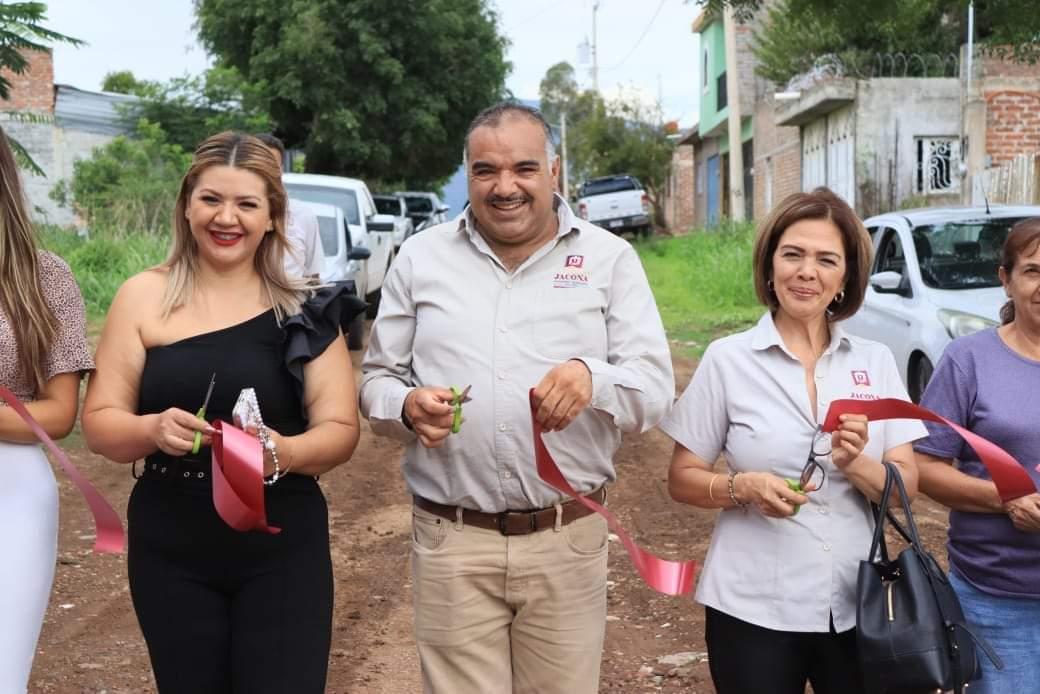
[283,173,397,320]
[842,205,1040,400]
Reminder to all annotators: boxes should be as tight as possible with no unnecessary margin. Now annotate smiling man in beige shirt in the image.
[360,102,673,694]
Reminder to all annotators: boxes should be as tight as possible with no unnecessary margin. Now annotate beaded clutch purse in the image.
[232,388,284,484]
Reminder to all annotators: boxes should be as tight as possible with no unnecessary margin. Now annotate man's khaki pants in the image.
[410,502,608,694]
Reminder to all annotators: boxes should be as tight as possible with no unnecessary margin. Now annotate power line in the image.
[601,0,668,73]
[505,0,569,33]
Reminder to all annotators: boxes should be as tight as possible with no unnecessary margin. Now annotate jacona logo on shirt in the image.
[848,369,878,400]
[553,255,590,288]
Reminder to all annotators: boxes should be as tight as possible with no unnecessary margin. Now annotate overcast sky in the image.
[46,0,701,127]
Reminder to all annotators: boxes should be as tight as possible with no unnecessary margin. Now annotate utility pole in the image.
[561,111,570,199]
[723,5,746,221]
[591,0,600,93]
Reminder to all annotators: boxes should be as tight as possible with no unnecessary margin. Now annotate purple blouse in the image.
[914,328,1040,598]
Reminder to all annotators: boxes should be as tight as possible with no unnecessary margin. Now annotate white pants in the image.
[0,441,58,694]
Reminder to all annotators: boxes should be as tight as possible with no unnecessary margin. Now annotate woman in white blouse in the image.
[662,188,923,694]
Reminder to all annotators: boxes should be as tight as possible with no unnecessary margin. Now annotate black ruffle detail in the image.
[282,281,367,415]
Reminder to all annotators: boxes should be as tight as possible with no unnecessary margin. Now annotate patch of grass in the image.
[38,225,169,322]
[636,221,763,356]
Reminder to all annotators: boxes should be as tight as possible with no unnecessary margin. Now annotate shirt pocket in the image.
[531,288,608,360]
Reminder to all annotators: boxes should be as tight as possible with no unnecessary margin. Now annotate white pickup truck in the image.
[576,175,652,237]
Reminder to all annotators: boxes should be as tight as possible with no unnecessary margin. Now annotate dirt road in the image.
[29,348,950,693]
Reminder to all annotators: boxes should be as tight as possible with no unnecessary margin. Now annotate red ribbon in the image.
[210,420,280,534]
[529,390,696,596]
[823,398,1037,503]
[0,385,124,553]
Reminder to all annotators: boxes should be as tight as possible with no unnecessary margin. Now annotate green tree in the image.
[117,66,271,152]
[193,0,510,189]
[101,69,156,95]
[0,2,82,175]
[538,61,579,128]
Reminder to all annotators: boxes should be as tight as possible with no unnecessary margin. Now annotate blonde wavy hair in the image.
[161,131,312,320]
[0,123,59,394]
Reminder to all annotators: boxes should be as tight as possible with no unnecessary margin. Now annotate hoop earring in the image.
[832,290,846,305]
[767,280,775,293]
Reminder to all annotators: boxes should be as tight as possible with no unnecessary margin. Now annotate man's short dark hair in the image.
[254,133,285,155]
[463,101,556,164]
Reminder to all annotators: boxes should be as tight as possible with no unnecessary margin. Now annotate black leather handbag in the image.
[857,462,1002,694]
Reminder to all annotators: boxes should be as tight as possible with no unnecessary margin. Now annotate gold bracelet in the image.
[708,473,719,502]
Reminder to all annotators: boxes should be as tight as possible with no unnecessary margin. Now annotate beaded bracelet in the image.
[258,424,282,486]
[233,387,283,486]
[728,473,748,509]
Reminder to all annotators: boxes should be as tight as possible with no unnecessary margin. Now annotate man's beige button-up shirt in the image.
[360,196,674,512]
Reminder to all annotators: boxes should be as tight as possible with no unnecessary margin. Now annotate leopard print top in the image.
[0,251,94,402]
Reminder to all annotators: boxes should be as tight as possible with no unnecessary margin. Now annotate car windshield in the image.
[373,197,400,216]
[316,214,339,256]
[581,178,638,196]
[403,196,433,213]
[285,184,360,226]
[912,218,1025,289]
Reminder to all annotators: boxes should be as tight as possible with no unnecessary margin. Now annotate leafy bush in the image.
[50,119,191,236]
[38,225,169,321]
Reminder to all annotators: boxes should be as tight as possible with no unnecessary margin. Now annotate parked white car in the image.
[576,175,652,237]
[300,201,370,350]
[842,205,1040,401]
[396,191,450,232]
[373,193,414,249]
[283,173,397,320]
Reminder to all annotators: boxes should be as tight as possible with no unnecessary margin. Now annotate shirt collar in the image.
[457,193,581,241]
[750,311,850,356]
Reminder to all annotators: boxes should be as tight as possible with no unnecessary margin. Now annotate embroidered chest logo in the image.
[553,255,590,288]
[848,369,878,400]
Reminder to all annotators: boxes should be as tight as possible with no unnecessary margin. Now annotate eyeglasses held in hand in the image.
[799,426,832,491]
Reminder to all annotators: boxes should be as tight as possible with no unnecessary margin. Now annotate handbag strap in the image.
[867,461,897,562]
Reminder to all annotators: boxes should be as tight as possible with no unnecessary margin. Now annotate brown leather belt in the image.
[414,487,606,536]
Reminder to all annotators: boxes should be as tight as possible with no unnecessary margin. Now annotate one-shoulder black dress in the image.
[129,287,360,693]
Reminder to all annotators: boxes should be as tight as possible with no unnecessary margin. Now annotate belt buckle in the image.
[497,511,537,536]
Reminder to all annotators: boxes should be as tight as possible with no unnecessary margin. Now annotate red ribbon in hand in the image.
[529,390,696,596]
[0,385,124,553]
[210,420,280,534]
[823,398,1037,503]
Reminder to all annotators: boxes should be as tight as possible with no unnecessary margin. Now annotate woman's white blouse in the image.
[660,312,926,633]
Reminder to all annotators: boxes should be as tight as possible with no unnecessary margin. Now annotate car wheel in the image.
[909,354,934,403]
[346,311,365,351]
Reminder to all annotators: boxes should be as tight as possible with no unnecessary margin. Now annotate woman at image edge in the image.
[82,132,361,692]
[661,188,925,694]
[0,123,94,692]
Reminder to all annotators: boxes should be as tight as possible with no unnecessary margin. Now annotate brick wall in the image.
[664,143,696,233]
[0,49,54,113]
[986,90,1040,166]
[752,95,801,219]
[978,52,1040,166]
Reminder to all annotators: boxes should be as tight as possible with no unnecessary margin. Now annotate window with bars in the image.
[915,137,960,194]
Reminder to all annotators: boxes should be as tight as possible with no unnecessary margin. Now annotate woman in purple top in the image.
[916,218,1040,694]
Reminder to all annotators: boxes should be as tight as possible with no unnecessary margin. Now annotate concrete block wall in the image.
[752,95,800,219]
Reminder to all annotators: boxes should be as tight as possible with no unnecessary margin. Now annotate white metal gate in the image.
[826,106,855,205]
[801,106,856,206]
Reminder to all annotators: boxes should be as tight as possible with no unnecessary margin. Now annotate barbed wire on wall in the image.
[785,52,960,91]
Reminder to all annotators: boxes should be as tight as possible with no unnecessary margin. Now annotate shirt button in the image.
[498,423,508,432]
[503,470,512,479]
[818,507,828,514]
[822,544,831,552]
[505,280,513,289]
[497,370,507,380]
[499,326,508,333]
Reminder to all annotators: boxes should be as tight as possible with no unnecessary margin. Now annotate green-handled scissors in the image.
[449,385,472,434]
[191,373,217,455]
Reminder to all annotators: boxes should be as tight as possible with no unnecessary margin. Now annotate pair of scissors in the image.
[191,373,217,454]
[449,385,472,434]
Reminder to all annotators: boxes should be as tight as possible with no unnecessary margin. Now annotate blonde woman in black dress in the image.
[82,132,362,693]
